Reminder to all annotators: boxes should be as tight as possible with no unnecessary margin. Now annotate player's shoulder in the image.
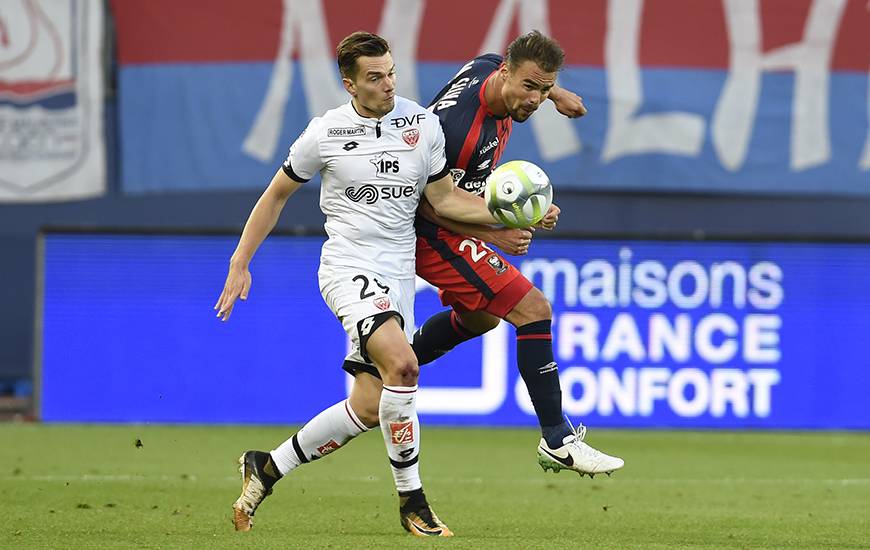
[429,54,503,114]
[301,103,366,141]
[392,95,429,116]
[391,96,440,132]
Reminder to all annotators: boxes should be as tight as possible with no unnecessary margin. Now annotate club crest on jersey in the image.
[328,126,365,137]
[402,128,419,148]
[487,255,507,274]
[389,421,414,445]
[374,296,391,311]
[370,152,400,178]
[317,440,341,456]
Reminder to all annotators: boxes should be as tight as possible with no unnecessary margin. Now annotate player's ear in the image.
[342,77,357,96]
[499,62,509,81]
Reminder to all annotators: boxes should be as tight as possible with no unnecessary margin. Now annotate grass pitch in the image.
[1,424,868,549]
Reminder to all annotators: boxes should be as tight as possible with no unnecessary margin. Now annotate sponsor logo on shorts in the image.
[328,126,365,137]
[374,297,391,311]
[402,128,419,147]
[487,255,508,274]
[390,421,414,445]
[317,440,341,456]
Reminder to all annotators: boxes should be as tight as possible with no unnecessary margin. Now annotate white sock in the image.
[379,385,422,493]
[270,399,369,476]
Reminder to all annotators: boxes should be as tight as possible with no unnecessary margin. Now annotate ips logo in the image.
[370,152,400,178]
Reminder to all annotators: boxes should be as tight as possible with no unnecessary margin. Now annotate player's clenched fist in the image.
[214,265,251,321]
[535,203,560,231]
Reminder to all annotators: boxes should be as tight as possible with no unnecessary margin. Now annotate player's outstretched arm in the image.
[417,197,533,255]
[214,169,303,321]
[548,85,587,118]
[423,173,499,226]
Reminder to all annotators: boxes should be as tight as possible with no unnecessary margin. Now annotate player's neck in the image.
[483,72,508,117]
[351,98,386,120]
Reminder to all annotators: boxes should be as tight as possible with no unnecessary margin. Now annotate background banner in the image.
[0,0,105,202]
[111,0,870,195]
[39,233,870,428]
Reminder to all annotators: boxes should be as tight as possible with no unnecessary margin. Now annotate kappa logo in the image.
[328,126,365,137]
[317,440,341,456]
[343,141,359,151]
[487,255,508,274]
[402,128,419,147]
[389,421,414,445]
[374,296,391,311]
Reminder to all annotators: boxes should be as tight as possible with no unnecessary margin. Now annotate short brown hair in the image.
[505,30,565,73]
[336,32,391,79]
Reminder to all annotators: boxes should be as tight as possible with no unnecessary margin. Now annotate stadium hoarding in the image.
[0,0,106,202]
[38,232,870,429]
[111,0,870,195]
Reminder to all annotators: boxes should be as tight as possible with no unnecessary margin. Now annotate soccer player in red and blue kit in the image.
[412,31,624,475]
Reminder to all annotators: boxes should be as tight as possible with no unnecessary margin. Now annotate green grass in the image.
[1,424,868,549]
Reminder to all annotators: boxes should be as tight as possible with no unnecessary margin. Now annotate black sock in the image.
[412,310,479,365]
[516,320,568,445]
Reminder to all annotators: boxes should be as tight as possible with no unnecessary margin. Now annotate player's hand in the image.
[553,90,587,118]
[534,204,560,231]
[488,227,535,256]
[214,264,251,321]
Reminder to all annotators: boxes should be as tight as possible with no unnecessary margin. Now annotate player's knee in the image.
[382,355,419,385]
[517,287,552,322]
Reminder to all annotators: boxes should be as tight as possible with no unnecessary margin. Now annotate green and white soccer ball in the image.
[484,160,553,228]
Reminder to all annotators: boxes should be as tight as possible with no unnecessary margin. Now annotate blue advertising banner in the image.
[40,233,870,429]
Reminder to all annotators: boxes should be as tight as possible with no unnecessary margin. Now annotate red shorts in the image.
[415,223,533,318]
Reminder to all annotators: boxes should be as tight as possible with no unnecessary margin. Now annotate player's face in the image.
[345,53,396,118]
[500,60,556,122]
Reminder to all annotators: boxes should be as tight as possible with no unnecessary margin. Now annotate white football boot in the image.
[537,422,624,477]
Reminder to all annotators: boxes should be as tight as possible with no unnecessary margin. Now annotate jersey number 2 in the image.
[458,239,493,263]
[353,274,390,300]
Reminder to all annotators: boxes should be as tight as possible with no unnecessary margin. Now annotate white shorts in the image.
[318,264,416,366]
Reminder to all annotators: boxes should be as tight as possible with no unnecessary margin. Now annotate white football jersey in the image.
[283,96,449,280]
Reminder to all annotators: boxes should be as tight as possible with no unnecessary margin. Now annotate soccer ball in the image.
[484,160,553,228]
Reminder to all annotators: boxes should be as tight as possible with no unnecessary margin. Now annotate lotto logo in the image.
[317,440,341,456]
[389,421,414,445]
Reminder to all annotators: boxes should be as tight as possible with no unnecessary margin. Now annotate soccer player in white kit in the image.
[214,32,498,537]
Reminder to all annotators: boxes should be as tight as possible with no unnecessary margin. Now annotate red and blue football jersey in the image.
[427,54,512,197]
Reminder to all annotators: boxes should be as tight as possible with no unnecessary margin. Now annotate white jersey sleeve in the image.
[425,117,450,183]
[282,118,324,182]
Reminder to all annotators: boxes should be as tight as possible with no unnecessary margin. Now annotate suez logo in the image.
[347,248,785,421]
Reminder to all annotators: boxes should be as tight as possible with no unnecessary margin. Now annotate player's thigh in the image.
[318,265,409,361]
[503,285,552,327]
[416,230,521,311]
[366,317,418,385]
